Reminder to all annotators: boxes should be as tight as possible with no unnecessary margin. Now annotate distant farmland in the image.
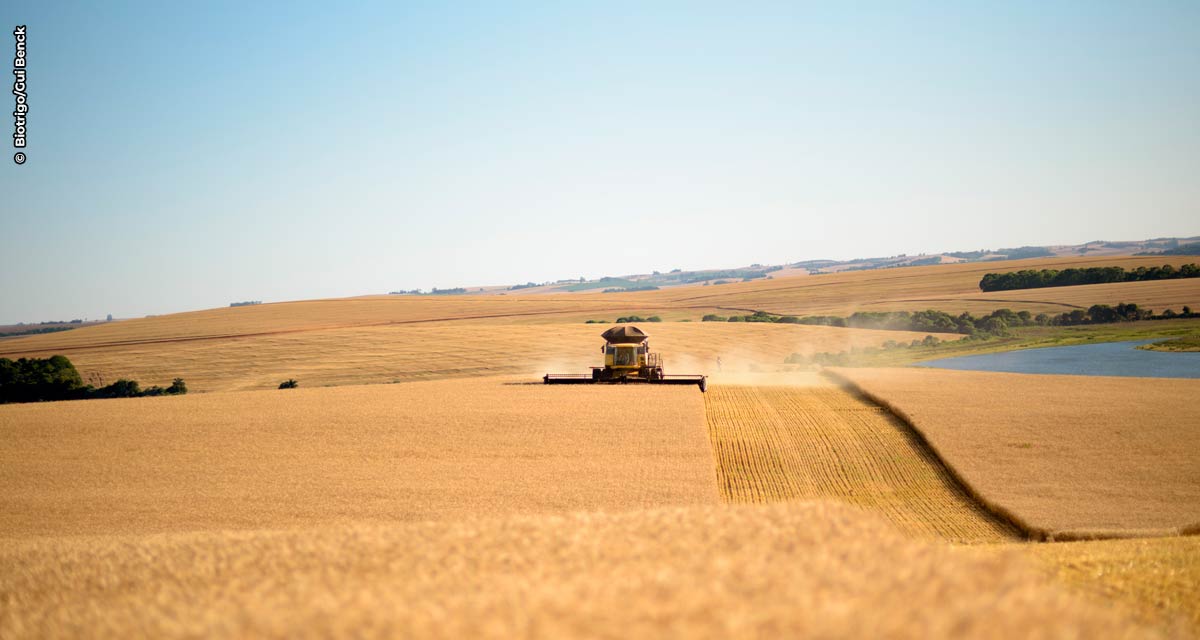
[3,254,1196,393]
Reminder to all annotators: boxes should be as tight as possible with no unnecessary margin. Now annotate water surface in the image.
[914,339,1200,378]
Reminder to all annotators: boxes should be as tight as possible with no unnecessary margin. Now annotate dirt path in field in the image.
[703,378,1021,543]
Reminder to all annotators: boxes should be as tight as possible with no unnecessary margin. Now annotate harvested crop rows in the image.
[829,367,1200,537]
[704,379,1020,543]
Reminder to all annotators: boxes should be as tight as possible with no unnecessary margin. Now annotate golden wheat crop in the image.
[0,378,714,537]
[0,502,1158,640]
[5,253,1196,391]
[0,321,952,393]
[702,375,1019,543]
[1013,535,1200,634]
[828,367,1200,539]
[646,255,1200,317]
[3,257,1197,637]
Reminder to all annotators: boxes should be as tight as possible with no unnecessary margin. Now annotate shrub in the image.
[279,379,299,389]
[94,379,142,399]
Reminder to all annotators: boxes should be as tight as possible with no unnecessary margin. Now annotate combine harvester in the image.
[544,325,707,392]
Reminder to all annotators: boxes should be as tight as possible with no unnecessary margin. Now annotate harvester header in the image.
[543,326,707,391]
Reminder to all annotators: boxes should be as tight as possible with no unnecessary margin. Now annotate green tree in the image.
[96,379,142,398]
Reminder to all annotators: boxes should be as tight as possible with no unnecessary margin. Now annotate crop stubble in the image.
[828,367,1200,538]
[703,376,1019,543]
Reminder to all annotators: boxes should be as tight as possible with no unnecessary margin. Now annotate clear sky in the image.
[1,1,1198,323]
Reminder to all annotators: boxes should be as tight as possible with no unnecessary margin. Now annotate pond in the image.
[913,339,1200,379]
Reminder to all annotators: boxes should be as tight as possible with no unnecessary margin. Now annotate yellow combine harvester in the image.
[543,325,707,392]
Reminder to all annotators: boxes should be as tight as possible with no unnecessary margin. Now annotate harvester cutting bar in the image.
[542,374,595,384]
[543,373,707,391]
[654,375,708,389]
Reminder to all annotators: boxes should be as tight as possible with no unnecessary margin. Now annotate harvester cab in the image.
[544,325,707,391]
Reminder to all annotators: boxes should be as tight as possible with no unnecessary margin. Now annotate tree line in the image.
[0,326,76,338]
[979,264,1198,292]
[1136,242,1200,257]
[0,355,187,404]
[704,304,1194,336]
[584,315,663,324]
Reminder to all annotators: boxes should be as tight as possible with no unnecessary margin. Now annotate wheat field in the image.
[0,378,715,537]
[1016,535,1200,633]
[4,253,1196,357]
[829,367,1200,538]
[3,254,1195,393]
[3,257,1199,637]
[701,370,1200,634]
[637,255,1200,317]
[0,321,951,393]
[703,375,1019,543]
[0,502,1158,640]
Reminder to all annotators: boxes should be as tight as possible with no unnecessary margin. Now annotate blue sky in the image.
[1,1,1198,323]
